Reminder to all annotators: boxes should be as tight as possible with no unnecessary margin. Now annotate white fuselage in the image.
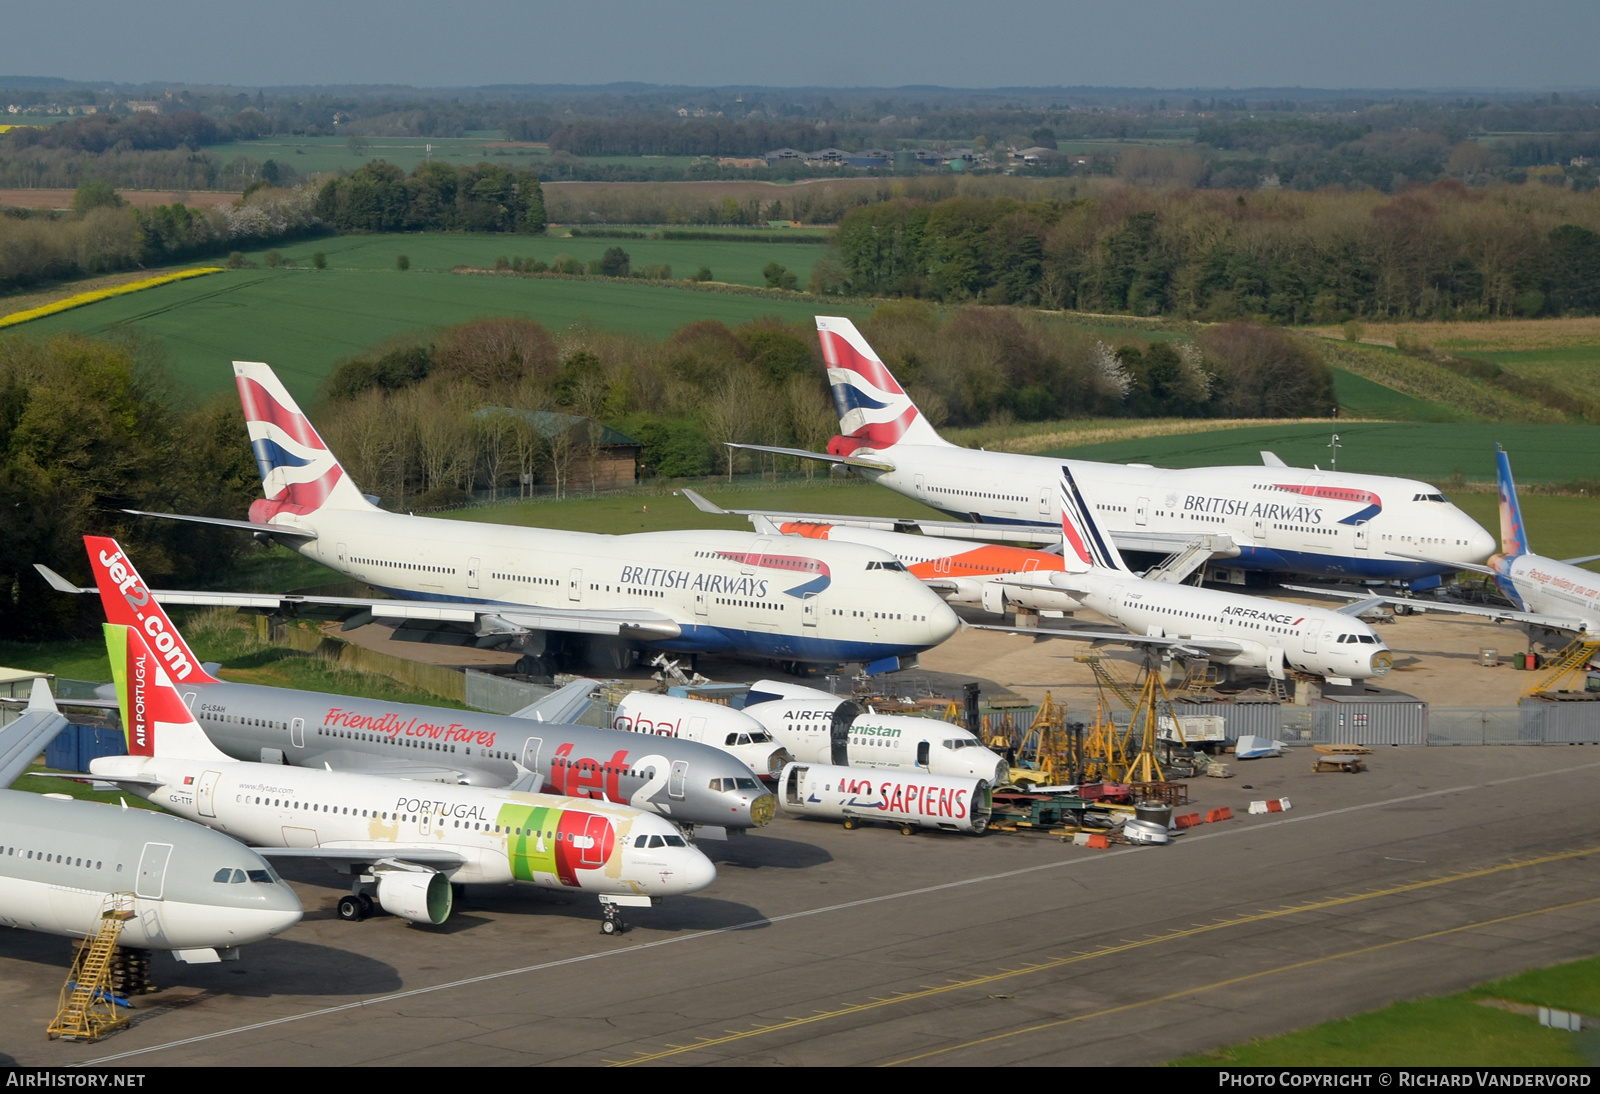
[1496,554,1600,634]
[853,445,1493,582]
[1012,569,1392,682]
[777,762,992,834]
[0,791,301,952]
[90,755,715,900]
[611,693,792,778]
[278,510,957,664]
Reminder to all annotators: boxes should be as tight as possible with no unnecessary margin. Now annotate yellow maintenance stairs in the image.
[47,892,136,1042]
[1523,638,1600,698]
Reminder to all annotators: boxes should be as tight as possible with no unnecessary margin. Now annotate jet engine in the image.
[376,868,453,925]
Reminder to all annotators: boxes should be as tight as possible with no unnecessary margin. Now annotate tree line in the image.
[311,307,1335,513]
[313,161,545,234]
[0,333,259,641]
[831,181,1600,321]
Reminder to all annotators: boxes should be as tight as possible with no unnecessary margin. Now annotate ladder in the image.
[1524,638,1600,698]
[48,892,135,1042]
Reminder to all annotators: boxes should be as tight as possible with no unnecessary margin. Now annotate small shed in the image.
[0,667,51,727]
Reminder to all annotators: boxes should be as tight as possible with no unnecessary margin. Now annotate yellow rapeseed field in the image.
[0,267,224,330]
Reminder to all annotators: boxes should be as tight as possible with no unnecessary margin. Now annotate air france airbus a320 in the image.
[732,317,1493,588]
[113,362,956,672]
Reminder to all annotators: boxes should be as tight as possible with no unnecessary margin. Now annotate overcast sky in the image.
[4,0,1596,92]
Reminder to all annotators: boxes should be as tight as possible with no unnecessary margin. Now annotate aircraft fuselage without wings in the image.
[112,362,957,671]
[733,316,1495,587]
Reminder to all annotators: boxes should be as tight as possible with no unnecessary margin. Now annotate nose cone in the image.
[749,792,776,827]
[1369,649,1393,677]
[678,848,718,895]
[927,601,960,645]
[1464,522,1496,563]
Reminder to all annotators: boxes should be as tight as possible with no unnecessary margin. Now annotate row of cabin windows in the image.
[234,795,579,839]
[931,486,1027,503]
[352,557,456,576]
[4,847,111,871]
[316,726,457,753]
[494,572,558,586]
[717,597,783,611]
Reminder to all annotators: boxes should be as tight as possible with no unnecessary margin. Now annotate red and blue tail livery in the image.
[816,317,948,455]
[234,362,372,522]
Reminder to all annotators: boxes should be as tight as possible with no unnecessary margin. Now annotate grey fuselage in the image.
[0,791,301,950]
[172,680,774,830]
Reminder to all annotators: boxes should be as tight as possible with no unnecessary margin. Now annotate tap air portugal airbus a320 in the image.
[112,362,956,672]
[729,317,1493,588]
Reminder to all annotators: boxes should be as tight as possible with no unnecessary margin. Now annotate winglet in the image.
[680,488,729,515]
[34,564,90,594]
[1261,451,1288,468]
[26,676,57,714]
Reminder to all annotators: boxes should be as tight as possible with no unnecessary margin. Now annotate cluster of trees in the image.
[831,181,1600,320]
[0,182,323,291]
[311,308,1334,511]
[313,161,545,234]
[1,110,262,153]
[0,333,259,640]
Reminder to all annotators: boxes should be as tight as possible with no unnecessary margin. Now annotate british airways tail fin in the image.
[234,362,375,520]
[84,536,218,685]
[106,623,232,762]
[815,317,951,454]
[1057,463,1133,575]
[1495,444,1530,558]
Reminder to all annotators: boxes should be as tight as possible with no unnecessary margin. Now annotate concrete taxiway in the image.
[2,744,1596,1066]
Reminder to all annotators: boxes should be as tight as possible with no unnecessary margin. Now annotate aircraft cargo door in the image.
[135,843,172,900]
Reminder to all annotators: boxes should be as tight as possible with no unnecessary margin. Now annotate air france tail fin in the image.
[815,317,951,454]
[234,362,375,521]
[1495,444,1530,558]
[1057,463,1133,575]
[106,624,232,762]
[84,536,218,685]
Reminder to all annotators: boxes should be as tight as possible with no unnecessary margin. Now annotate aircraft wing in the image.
[1335,597,1392,618]
[307,751,474,784]
[509,676,598,722]
[1384,551,1498,577]
[967,623,1245,656]
[0,679,70,788]
[253,847,468,870]
[34,564,683,640]
[1560,553,1600,567]
[1282,584,1590,633]
[120,508,317,540]
[725,442,897,473]
[680,489,1061,546]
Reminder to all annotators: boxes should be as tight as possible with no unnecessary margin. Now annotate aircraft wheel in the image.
[600,904,624,935]
[337,895,366,922]
[899,823,916,836]
[842,817,859,831]
[601,918,619,936]
[357,893,374,918]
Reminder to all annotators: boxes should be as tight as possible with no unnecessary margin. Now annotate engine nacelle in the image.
[778,762,991,834]
[376,868,452,925]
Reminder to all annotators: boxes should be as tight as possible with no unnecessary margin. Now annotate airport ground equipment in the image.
[48,893,135,1042]
[777,762,991,835]
[1523,638,1600,698]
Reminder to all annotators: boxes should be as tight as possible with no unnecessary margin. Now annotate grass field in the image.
[1175,954,1600,1067]
[17,255,861,403]
[1048,421,1600,484]
[206,135,702,178]
[1328,365,1466,422]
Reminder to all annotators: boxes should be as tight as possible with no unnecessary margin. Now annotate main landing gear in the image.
[337,893,375,922]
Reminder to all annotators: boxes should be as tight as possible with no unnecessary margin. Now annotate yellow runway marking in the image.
[881,895,1600,1066]
[611,844,1599,1067]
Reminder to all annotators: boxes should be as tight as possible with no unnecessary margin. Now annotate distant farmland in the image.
[16,234,857,402]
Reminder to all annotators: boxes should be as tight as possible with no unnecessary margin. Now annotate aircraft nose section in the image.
[680,849,718,894]
[928,602,960,644]
[1369,649,1393,677]
[1465,523,1496,562]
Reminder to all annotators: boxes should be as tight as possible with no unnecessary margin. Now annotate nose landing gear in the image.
[600,900,626,936]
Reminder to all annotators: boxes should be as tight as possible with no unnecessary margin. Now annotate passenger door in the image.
[467,557,481,589]
[568,568,583,603]
[668,760,688,800]
[802,599,817,628]
[135,842,172,900]
[196,770,221,818]
[1135,497,1150,526]
[290,717,305,749]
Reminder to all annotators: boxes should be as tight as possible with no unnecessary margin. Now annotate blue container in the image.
[42,724,126,772]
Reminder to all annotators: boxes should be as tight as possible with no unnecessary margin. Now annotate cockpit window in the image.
[648,835,666,848]
[750,730,772,743]
[663,835,687,847]
[213,868,231,883]
[943,738,980,750]
[232,869,247,883]
[735,777,760,790]
[865,560,908,572]
[1413,493,1448,503]
[247,869,274,884]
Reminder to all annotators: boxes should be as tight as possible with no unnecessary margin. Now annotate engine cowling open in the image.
[376,868,453,925]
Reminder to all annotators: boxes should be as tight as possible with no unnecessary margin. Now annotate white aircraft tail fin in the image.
[106,623,233,762]
[234,362,376,519]
[815,317,951,453]
[1057,463,1133,575]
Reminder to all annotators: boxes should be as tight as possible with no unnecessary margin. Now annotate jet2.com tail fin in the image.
[1495,444,1530,559]
[234,361,376,521]
[815,317,951,453]
[106,624,233,762]
[84,535,218,685]
[1057,462,1132,575]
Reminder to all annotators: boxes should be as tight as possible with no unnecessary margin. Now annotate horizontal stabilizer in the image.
[121,508,317,539]
[0,678,67,788]
[510,676,598,723]
[726,441,895,472]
